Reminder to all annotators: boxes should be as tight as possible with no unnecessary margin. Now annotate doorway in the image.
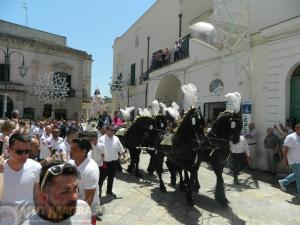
[290,65,300,122]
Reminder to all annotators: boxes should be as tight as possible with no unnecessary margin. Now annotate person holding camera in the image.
[264,127,281,175]
[47,126,63,157]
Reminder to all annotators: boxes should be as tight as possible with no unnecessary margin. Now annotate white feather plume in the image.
[120,106,135,121]
[152,100,160,116]
[137,108,152,117]
[166,107,180,120]
[159,102,167,115]
[138,108,143,116]
[225,92,242,113]
[181,84,199,107]
[171,101,180,111]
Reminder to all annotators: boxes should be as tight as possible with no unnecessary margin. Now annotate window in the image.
[135,36,139,48]
[0,64,10,82]
[130,64,136,86]
[54,72,71,88]
[43,104,52,118]
[55,109,67,120]
[23,108,34,120]
[54,72,75,97]
[140,59,144,75]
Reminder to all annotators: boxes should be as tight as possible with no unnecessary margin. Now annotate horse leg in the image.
[127,147,134,173]
[185,170,194,206]
[166,159,177,186]
[211,162,229,207]
[156,151,167,192]
[147,151,155,175]
[192,171,200,192]
[134,149,142,178]
[178,168,186,191]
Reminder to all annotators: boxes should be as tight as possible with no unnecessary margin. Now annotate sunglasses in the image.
[40,163,73,191]
[15,149,30,155]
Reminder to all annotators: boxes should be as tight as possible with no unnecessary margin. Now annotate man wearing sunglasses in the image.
[22,160,91,224]
[2,133,41,223]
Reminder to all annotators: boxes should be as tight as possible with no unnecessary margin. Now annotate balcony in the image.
[149,34,190,73]
[127,77,136,86]
[139,72,148,84]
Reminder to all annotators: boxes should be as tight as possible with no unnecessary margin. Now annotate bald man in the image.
[30,137,40,161]
[39,125,52,160]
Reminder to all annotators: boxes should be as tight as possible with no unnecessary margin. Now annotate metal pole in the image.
[1,46,27,119]
[179,14,183,38]
[2,47,9,119]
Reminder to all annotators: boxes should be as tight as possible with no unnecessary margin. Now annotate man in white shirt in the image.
[70,139,100,225]
[22,160,91,225]
[57,128,77,162]
[48,127,63,156]
[88,132,105,168]
[98,124,126,198]
[278,123,300,196]
[2,133,41,224]
[230,135,250,185]
[39,125,52,160]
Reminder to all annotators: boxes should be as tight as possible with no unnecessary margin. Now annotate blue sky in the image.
[0,0,156,97]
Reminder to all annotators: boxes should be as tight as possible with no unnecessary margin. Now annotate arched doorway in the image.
[0,95,14,118]
[290,64,300,122]
[155,76,182,106]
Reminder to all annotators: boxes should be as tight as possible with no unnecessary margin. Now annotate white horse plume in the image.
[120,106,135,121]
[152,100,160,116]
[138,107,152,117]
[181,83,199,108]
[225,92,241,113]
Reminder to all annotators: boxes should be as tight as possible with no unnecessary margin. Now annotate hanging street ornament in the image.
[34,72,70,105]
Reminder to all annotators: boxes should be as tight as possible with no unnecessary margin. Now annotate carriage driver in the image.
[98,124,126,198]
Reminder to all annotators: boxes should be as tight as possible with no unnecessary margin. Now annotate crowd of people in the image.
[0,109,127,224]
[150,37,189,70]
[226,118,300,198]
[0,107,299,224]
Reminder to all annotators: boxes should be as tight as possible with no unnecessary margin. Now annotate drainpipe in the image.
[179,14,183,38]
[147,36,150,72]
[145,36,150,108]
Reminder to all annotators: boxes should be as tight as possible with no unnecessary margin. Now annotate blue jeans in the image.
[280,163,300,194]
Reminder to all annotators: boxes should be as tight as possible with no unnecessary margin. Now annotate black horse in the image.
[156,109,242,207]
[200,110,242,207]
[117,116,155,177]
[145,114,169,174]
[155,107,206,205]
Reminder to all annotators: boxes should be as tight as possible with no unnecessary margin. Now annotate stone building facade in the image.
[0,20,92,120]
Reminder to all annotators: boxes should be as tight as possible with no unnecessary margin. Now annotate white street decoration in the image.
[34,72,69,105]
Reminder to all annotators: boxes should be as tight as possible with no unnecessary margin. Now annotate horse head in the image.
[176,107,205,143]
[130,116,155,138]
[209,111,242,144]
[153,114,168,132]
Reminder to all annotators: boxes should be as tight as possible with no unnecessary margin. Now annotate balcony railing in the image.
[149,34,190,73]
[139,72,148,84]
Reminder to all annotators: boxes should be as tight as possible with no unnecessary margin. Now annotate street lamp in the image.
[0,47,28,119]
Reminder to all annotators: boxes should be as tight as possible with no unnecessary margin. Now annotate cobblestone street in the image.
[98,154,300,225]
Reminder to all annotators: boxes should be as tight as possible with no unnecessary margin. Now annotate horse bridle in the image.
[189,109,204,147]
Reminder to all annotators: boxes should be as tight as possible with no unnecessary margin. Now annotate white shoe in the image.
[278,180,287,192]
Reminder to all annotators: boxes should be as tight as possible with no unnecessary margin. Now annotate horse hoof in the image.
[127,165,133,173]
[179,184,186,191]
[160,186,167,193]
[147,170,154,176]
[187,200,194,206]
[135,172,143,178]
[170,181,176,186]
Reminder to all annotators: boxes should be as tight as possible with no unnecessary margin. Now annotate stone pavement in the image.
[98,154,300,225]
